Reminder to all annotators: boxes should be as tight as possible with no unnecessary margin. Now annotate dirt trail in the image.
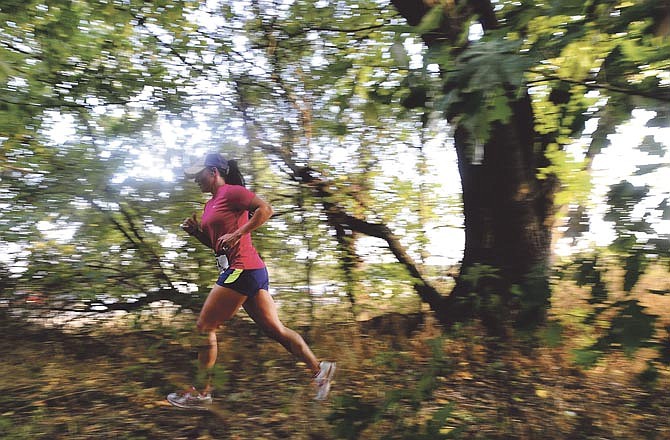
[1,313,669,439]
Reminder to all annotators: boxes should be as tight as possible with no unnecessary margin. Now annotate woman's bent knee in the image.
[196,318,218,334]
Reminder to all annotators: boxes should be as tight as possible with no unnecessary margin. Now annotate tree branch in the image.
[254,138,450,311]
[286,23,389,38]
[527,74,670,103]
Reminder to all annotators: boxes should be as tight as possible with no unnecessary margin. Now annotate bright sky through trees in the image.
[552,109,670,255]
[30,103,669,268]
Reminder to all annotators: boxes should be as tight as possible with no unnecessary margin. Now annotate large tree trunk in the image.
[450,96,556,332]
[392,0,556,331]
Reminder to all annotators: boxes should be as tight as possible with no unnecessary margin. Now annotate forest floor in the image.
[1,295,669,440]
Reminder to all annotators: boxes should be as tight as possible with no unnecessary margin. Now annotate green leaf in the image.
[328,60,354,77]
[572,347,601,368]
[633,164,665,176]
[540,321,563,347]
[646,110,670,128]
[623,251,647,292]
[659,199,670,220]
[573,257,600,286]
[638,135,666,157]
[490,93,512,123]
[608,300,657,356]
[390,41,410,69]
[363,101,379,125]
[415,5,444,35]
[590,280,609,304]
[425,402,457,437]
[604,181,649,226]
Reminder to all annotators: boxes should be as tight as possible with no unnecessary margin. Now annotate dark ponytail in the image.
[220,159,245,187]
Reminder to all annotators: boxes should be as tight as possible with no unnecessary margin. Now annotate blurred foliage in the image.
[0,0,458,321]
[329,337,462,440]
[0,0,668,364]
[562,164,668,365]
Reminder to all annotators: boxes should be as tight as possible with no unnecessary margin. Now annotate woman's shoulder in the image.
[225,184,254,194]
[223,184,255,201]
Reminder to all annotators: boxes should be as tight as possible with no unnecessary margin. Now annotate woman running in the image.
[167,153,335,409]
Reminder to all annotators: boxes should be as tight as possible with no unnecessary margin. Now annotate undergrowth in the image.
[1,305,669,439]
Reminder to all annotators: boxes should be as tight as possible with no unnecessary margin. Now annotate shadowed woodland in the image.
[1,0,670,438]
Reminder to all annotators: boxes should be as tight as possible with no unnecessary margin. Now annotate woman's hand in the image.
[216,231,242,254]
[181,213,200,236]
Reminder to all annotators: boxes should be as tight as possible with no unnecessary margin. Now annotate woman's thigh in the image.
[242,289,282,331]
[198,284,248,330]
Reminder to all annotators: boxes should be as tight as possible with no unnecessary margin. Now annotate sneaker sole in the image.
[166,396,212,411]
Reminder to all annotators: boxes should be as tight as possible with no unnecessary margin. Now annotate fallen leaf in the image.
[535,389,549,398]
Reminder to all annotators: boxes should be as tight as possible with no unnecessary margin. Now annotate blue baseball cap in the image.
[184,153,228,177]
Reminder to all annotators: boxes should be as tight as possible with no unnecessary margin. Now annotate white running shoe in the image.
[314,361,336,401]
[167,386,212,410]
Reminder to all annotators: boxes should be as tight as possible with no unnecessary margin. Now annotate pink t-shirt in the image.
[200,184,265,270]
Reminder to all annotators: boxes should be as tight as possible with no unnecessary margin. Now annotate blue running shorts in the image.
[215,267,269,298]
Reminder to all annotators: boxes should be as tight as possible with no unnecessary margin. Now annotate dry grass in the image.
[1,279,669,439]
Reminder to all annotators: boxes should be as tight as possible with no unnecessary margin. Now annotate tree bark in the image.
[392,0,556,330]
[451,97,556,330]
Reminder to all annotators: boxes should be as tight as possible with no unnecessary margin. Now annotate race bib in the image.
[215,254,229,273]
